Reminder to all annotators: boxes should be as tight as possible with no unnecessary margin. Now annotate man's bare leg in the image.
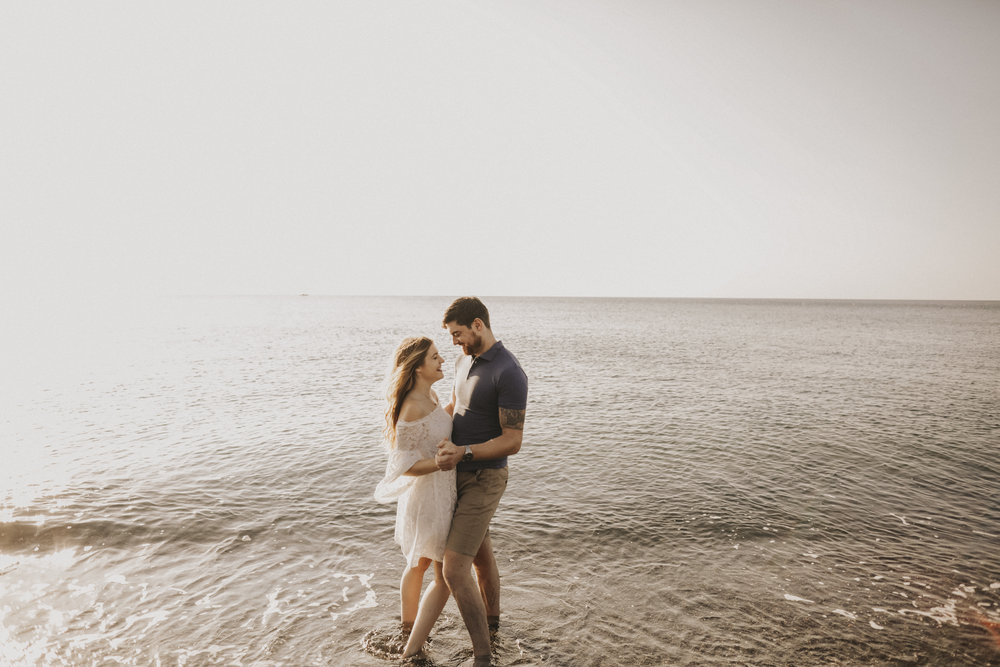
[442,547,491,660]
[473,534,500,627]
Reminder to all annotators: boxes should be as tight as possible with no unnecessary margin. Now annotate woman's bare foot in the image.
[400,647,428,663]
[401,632,429,660]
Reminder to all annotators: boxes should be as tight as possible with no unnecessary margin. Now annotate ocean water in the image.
[1,295,998,666]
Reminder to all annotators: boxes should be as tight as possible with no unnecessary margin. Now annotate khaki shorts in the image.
[446,467,508,557]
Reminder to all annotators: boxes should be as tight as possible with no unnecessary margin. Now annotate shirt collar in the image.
[473,340,504,363]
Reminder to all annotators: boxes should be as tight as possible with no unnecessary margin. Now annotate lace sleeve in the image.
[373,422,426,504]
[395,420,429,452]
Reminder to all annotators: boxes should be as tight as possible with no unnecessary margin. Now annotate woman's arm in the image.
[403,458,440,476]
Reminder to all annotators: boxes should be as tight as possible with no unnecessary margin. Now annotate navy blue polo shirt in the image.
[452,341,528,471]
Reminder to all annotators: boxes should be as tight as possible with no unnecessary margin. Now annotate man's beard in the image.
[465,333,484,356]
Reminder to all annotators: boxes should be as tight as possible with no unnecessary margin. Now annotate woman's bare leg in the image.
[400,558,432,626]
[402,560,451,658]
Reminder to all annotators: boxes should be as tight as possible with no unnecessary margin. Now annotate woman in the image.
[374,336,456,659]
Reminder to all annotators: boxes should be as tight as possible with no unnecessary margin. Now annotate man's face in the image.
[445,321,484,357]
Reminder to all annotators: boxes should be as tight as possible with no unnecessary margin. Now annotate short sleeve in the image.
[496,365,528,410]
[394,420,427,452]
[373,422,425,503]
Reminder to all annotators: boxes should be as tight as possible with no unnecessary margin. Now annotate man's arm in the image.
[444,388,456,417]
[436,407,525,469]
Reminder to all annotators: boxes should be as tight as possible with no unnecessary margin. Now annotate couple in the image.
[374,297,527,666]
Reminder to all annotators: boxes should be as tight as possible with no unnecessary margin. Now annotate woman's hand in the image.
[435,439,461,471]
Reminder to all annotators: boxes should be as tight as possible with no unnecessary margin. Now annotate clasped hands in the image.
[435,439,462,471]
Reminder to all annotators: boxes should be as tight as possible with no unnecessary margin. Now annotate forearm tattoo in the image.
[500,408,525,430]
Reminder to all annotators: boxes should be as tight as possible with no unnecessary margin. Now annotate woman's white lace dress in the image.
[374,405,456,567]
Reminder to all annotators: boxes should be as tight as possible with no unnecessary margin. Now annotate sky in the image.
[2,0,999,300]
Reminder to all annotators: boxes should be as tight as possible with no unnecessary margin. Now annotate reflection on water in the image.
[1,296,999,665]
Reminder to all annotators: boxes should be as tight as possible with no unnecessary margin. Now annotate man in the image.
[436,297,527,666]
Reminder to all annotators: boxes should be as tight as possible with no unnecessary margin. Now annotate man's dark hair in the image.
[443,296,491,329]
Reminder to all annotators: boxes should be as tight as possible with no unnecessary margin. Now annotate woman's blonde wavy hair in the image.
[383,336,434,448]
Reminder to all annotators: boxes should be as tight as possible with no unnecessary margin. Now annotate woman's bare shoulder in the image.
[398,394,436,423]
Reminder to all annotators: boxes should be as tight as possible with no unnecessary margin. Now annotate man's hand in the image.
[435,439,462,471]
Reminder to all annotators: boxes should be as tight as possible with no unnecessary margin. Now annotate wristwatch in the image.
[461,445,474,462]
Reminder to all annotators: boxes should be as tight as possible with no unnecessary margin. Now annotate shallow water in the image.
[2,296,998,665]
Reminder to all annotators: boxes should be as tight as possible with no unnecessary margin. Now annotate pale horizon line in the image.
[159,292,1000,304]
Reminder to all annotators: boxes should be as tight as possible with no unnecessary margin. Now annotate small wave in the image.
[0,557,19,576]
[0,515,282,555]
[898,599,959,626]
[0,518,155,552]
[328,573,377,626]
